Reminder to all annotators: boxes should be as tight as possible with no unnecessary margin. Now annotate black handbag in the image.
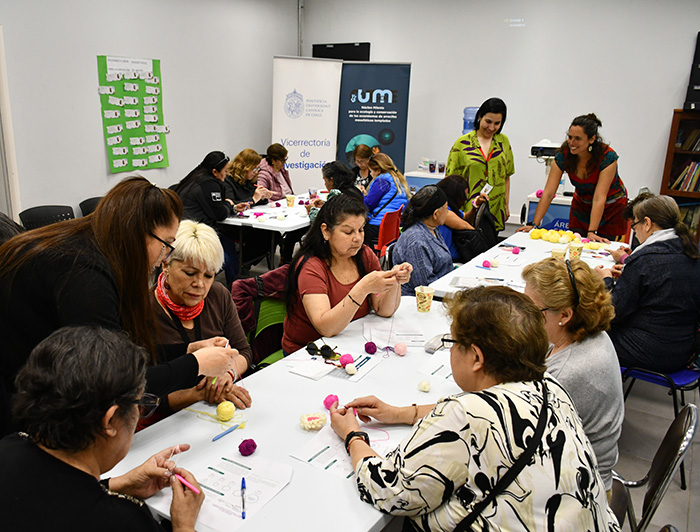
[452,202,498,262]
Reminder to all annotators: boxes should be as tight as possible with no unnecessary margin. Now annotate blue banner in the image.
[336,63,411,172]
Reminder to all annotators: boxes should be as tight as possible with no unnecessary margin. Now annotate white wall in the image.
[1,0,297,211]
[304,0,700,220]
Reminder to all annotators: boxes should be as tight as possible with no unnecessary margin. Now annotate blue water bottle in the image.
[463,107,479,134]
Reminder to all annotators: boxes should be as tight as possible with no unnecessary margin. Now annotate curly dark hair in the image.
[443,286,548,383]
[12,326,147,451]
[560,113,609,177]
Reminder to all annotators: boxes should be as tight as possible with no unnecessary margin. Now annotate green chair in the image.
[249,298,286,369]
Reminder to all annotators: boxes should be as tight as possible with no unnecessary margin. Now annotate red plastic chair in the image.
[374,205,403,258]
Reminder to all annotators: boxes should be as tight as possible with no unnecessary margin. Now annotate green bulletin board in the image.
[97,55,170,173]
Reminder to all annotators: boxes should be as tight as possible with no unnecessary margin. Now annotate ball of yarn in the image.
[274,201,281,207]
[323,394,339,410]
[216,401,236,422]
[535,189,544,198]
[239,439,257,456]
[394,342,407,356]
[573,232,582,239]
[581,238,590,243]
[417,380,431,392]
[490,258,499,268]
[482,260,491,268]
[364,341,377,354]
[277,214,286,221]
[345,363,357,375]
[339,354,354,367]
[300,412,327,430]
[512,247,520,255]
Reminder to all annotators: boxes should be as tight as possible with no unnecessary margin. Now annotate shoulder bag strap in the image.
[455,381,549,532]
[368,189,399,221]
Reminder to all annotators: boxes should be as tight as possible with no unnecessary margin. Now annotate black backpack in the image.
[452,201,498,263]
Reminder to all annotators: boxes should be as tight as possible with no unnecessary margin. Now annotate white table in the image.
[107,297,459,532]
[430,232,622,299]
[219,201,311,269]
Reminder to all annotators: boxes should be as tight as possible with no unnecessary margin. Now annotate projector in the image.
[530,139,560,158]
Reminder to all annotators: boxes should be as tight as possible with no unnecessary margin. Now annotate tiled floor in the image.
[616,379,698,532]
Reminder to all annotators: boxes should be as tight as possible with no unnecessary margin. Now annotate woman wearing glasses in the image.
[595,193,700,373]
[172,151,241,285]
[256,143,294,202]
[522,257,623,493]
[0,326,204,531]
[0,177,234,436]
[150,220,252,424]
[330,287,618,530]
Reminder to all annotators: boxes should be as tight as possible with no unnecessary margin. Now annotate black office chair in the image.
[79,196,103,217]
[19,205,75,230]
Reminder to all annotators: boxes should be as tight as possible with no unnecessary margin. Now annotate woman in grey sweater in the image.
[523,257,624,493]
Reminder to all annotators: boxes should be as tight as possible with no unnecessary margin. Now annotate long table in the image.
[219,200,311,269]
[430,232,621,299]
[107,297,460,532]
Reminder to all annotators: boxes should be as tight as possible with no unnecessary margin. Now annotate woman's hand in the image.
[192,346,238,376]
[253,186,273,202]
[588,231,610,243]
[329,402,361,440]
[109,444,192,499]
[611,246,632,263]
[594,265,614,279]
[235,202,250,213]
[516,224,533,233]
[474,192,490,207]
[223,385,252,409]
[170,468,205,532]
[187,336,228,353]
[202,373,230,404]
[359,270,399,295]
[344,396,402,424]
[389,263,413,285]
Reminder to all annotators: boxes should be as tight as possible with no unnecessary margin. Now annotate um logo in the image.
[350,89,397,104]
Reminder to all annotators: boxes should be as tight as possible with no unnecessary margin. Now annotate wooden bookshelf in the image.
[660,109,700,244]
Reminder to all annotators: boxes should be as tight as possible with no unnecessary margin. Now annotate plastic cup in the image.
[569,242,583,260]
[308,188,318,199]
[551,248,566,260]
[415,286,435,313]
[286,195,295,207]
[428,160,436,173]
[438,161,446,173]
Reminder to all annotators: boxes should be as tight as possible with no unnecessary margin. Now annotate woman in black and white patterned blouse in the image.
[330,286,619,532]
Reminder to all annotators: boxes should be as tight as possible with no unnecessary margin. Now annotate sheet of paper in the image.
[287,357,335,380]
[363,322,425,347]
[418,349,454,381]
[290,425,398,479]
[449,276,505,288]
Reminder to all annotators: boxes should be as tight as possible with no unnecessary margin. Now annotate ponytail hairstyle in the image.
[322,161,356,190]
[401,185,448,230]
[367,152,412,198]
[630,193,699,259]
[436,175,469,214]
[173,151,230,194]
[560,113,608,176]
[286,194,368,311]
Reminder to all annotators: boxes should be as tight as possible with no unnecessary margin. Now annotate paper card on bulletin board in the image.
[97,55,170,173]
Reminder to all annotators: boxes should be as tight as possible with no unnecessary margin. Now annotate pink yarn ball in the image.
[239,439,257,456]
[394,342,407,356]
[536,189,544,198]
[339,354,354,367]
[482,260,491,268]
[574,232,582,239]
[512,247,520,255]
[323,394,339,410]
[581,238,590,243]
[364,341,377,354]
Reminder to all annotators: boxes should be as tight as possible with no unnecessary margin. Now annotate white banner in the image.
[271,56,342,195]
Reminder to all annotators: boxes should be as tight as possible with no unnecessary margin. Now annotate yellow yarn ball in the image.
[216,401,236,422]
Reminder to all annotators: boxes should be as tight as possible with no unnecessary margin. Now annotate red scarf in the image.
[156,271,205,321]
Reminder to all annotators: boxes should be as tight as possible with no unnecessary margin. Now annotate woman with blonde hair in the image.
[224,149,273,207]
[523,257,623,492]
[364,153,411,246]
[151,220,253,423]
[596,193,700,372]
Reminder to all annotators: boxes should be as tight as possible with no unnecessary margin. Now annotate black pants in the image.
[364,223,379,248]
[279,227,308,263]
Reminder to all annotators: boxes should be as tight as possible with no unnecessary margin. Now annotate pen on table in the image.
[241,477,246,519]
[174,473,201,494]
[212,423,240,442]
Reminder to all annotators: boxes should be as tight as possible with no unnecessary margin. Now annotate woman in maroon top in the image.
[283,195,413,354]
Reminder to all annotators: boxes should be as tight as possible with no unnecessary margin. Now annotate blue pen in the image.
[212,423,240,442]
[241,477,246,519]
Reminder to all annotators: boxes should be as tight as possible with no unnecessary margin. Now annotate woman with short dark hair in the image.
[330,286,619,531]
[256,143,293,202]
[0,326,204,531]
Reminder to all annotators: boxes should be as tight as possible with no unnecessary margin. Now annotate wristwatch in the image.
[344,430,370,453]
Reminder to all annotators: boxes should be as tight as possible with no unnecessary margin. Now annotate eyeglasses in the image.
[305,341,338,359]
[130,392,161,419]
[565,259,580,309]
[539,307,551,313]
[149,232,175,262]
[630,219,642,230]
[440,334,460,350]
